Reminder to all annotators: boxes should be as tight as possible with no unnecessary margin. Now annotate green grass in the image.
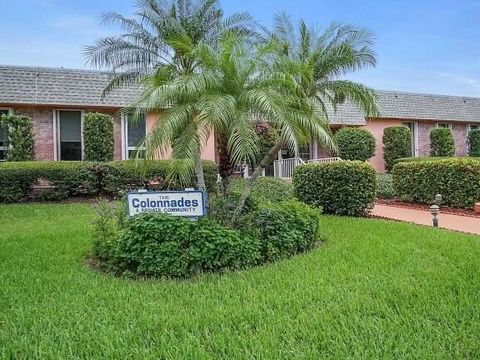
[1,204,480,359]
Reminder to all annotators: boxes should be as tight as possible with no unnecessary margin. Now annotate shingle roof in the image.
[0,65,141,108]
[1,65,480,124]
[329,90,480,125]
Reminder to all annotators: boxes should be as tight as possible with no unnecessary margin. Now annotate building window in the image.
[468,124,479,133]
[437,123,453,130]
[57,110,83,161]
[0,108,12,161]
[403,121,417,157]
[123,113,146,159]
[298,142,311,161]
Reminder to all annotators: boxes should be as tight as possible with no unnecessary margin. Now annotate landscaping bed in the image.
[2,203,480,358]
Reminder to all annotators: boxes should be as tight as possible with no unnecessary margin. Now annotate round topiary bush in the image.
[468,129,480,157]
[430,127,455,157]
[383,126,412,172]
[293,161,377,216]
[333,127,376,161]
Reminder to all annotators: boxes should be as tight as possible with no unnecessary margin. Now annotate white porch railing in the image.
[273,157,342,179]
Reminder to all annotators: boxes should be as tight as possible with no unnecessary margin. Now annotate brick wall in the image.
[11,106,123,161]
[418,122,469,157]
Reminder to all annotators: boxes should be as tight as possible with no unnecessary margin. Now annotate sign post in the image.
[127,190,206,218]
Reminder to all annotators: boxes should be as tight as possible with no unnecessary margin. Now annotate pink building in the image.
[1,65,479,172]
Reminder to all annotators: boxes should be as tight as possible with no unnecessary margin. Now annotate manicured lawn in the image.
[1,204,480,359]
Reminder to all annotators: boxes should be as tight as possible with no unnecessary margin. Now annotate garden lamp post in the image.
[430,194,442,228]
[435,194,443,206]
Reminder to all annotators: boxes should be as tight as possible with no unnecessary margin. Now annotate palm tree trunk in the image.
[216,130,234,194]
[194,147,206,192]
[231,140,286,223]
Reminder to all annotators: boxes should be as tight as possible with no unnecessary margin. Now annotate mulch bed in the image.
[376,198,480,218]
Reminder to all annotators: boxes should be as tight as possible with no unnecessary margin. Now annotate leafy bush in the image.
[248,201,321,262]
[0,161,98,203]
[94,212,261,278]
[293,161,377,216]
[333,127,376,161]
[0,114,34,161]
[430,127,455,157]
[229,177,294,204]
[0,160,218,203]
[393,156,480,164]
[383,126,412,172]
[83,113,114,162]
[376,174,394,199]
[103,160,218,196]
[392,158,480,208]
[468,129,480,157]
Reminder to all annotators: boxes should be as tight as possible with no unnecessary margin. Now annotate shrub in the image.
[103,160,218,196]
[468,129,480,157]
[383,126,412,172]
[376,174,394,199]
[0,114,34,161]
[430,127,455,157]
[228,177,294,205]
[392,158,480,208]
[83,113,114,162]
[97,212,260,278]
[248,201,321,262]
[293,161,377,216]
[333,127,376,161]
[0,161,98,203]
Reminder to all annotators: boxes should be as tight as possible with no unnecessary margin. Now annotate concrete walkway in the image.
[372,204,480,235]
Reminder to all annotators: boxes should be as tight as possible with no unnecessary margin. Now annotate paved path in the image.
[372,204,480,235]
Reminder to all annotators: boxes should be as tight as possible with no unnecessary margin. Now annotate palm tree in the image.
[231,15,379,219]
[84,0,260,189]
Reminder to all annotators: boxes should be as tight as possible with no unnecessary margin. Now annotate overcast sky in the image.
[1,0,479,97]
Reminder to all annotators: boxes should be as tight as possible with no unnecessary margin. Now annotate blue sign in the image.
[127,190,206,218]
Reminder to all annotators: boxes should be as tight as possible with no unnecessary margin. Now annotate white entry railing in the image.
[273,157,342,179]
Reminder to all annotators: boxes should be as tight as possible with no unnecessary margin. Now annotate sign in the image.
[127,190,206,217]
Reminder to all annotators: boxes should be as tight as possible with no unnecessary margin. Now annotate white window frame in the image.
[121,113,147,160]
[403,121,419,157]
[0,108,13,162]
[54,109,84,161]
[437,123,453,130]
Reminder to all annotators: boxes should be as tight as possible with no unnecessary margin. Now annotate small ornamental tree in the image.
[83,113,114,162]
[0,114,35,161]
[383,126,412,172]
[430,127,455,157]
[468,128,480,157]
[334,127,376,161]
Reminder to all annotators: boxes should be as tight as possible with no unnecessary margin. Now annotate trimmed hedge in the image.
[392,158,480,208]
[0,114,34,161]
[229,177,294,204]
[0,160,218,203]
[293,161,377,216]
[333,127,376,161]
[383,126,412,172]
[376,174,394,199]
[468,129,480,157]
[0,162,98,202]
[83,113,114,162]
[430,127,455,157]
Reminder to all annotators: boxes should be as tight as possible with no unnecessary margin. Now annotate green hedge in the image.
[0,162,98,202]
[333,127,376,161]
[468,129,480,157]
[0,160,218,203]
[228,177,294,204]
[430,127,455,157]
[83,113,114,162]
[376,174,394,199]
[0,114,34,161]
[293,161,377,216]
[383,126,412,172]
[392,158,480,208]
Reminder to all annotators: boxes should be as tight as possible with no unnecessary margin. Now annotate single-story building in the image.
[1,64,479,172]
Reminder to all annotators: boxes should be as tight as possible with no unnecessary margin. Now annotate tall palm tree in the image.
[231,15,380,219]
[84,0,260,189]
